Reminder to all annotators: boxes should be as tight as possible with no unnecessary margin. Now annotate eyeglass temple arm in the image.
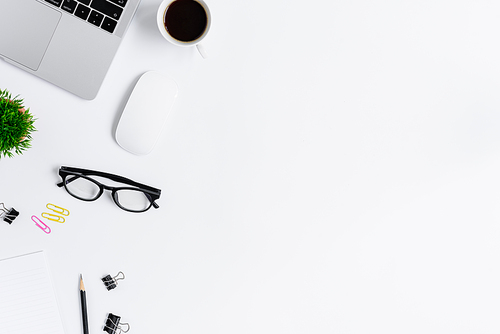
[64,167,144,189]
[60,167,160,194]
[145,192,160,209]
[104,174,159,194]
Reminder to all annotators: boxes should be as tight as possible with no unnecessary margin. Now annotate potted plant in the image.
[0,89,36,158]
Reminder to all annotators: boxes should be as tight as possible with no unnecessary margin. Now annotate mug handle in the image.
[196,44,208,59]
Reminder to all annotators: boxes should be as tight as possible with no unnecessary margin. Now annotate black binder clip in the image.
[102,271,125,291]
[0,203,19,224]
[103,313,130,334]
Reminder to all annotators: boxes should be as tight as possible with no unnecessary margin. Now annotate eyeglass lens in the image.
[65,176,100,200]
[114,189,152,212]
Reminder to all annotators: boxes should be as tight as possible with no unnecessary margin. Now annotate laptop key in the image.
[61,0,78,14]
[78,0,92,5]
[101,17,118,33]
[88,10,105,27]
[90,0,123,21]
[74,4,91,20]
[108,0,128,8]
[45,0,62,7]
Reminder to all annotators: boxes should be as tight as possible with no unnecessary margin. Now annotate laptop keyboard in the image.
[44,0,127,34]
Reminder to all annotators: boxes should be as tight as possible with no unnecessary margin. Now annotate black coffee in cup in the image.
[164,0,208,42]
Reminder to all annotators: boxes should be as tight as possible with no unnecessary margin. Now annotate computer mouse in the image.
[115,71,178,155]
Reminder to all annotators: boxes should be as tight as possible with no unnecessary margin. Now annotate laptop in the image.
[0,0,141,100]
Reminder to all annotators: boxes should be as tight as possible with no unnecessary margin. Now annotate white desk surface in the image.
[1,0,500,332]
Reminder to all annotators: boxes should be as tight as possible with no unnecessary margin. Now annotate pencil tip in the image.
[80,274,85,291]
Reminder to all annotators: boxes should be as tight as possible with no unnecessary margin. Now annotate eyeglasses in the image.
[57,166,161,213]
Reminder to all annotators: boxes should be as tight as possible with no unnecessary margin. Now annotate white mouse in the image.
[115,71,178,155]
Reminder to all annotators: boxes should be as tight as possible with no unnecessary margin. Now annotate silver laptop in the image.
[0,0,141,100]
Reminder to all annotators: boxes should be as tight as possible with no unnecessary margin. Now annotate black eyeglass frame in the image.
[57,166,161,213]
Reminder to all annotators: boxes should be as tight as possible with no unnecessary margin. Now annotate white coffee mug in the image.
[157,0,211,58]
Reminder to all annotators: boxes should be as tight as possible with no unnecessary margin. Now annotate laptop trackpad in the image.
[0,1,60,71]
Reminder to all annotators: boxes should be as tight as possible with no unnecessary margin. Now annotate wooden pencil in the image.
[80,274,89,334]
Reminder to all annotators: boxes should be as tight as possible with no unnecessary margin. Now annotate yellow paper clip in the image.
[41,212,65,223]
[46,203,70,216]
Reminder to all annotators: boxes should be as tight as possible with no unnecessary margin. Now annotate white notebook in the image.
[0,251,65,334]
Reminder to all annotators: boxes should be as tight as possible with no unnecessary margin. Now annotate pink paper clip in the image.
[31,215,51,234]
